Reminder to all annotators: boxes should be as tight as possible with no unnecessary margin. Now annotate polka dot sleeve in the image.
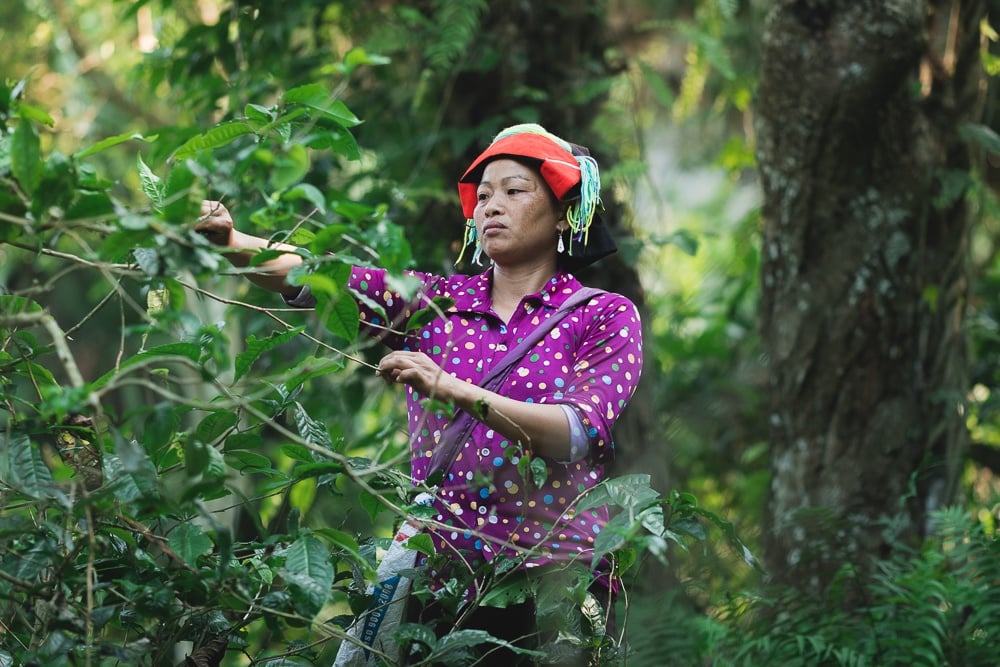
[346,266,437,350]
[542,293,643,464]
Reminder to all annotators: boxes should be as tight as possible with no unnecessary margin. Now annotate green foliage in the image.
[706,507,1000,667]
[0,74,405,664]
[7,1,998,665]
[0,65,753,664]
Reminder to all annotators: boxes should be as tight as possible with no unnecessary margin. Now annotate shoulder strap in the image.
[475,286,602,393]
[425,286,604,482]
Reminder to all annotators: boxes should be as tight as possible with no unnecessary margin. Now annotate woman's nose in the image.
[484,195,502,216]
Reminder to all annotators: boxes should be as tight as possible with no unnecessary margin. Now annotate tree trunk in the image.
[755,0,982,588]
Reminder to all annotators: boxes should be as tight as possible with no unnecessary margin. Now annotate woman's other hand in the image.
[196,200,235,247]
[377,351,459,400]
[193,199,304,295]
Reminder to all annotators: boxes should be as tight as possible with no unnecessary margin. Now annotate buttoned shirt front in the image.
[348,266,643,576]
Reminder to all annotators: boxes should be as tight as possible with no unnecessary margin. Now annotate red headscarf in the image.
[455,124,613,269]
[458,131,584,218]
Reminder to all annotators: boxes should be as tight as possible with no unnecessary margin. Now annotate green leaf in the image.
[282,356,346,392]
[171,120,253,161]
[689,505,763,572]
[144,403,183,452]
[479,573,534,608]
[75,131,148,159]
[432,629,531,660]
[405,532,435,557]
[405,296,454,331]
[614,548,637,574]
[91,341,204,390]
[104,437,160,503]
[66,191,115,221]
[195,410,239,444]
[292,402,334,454]
[282,535,334,618]
[312,527,373,576]
[270,143,310,191]
[244,103,274,125]
[639,60,675,109]
[223,448,272,473]
[322,293,360,342]
[183,438,227,482]
[958,121,1000,156]
[359,490,384,522]
[529,457,547,488]
[162,160,198,223]
[10,541,54,582]
[282,84,362,127]
[32,151,78,217]
[292,462,345,480]
[235,326,305,381]
[0,295,43,315]
[1,432,56,498]
[15,360,58,391]
[16,103,54,126]
[280,444,317,463]
[132,246,161,276]
[168,522,213,567]
[302,125,361,160]
[247,248,295,268]
[369,218,413,273]
[593,512,632,556]
[341,47,391,73]
[658,229,700,256]
[283,182,327,214]
[11,116,41,196]
[137,154,164,208]
[577,474,660,513]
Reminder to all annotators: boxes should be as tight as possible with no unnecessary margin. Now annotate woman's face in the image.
[473,159,565,267]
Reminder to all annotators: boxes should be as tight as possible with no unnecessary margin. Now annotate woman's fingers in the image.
[377,352,446,395]
[195,200,233,246]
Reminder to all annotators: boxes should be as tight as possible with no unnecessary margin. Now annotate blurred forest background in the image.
[2,1,1000,665]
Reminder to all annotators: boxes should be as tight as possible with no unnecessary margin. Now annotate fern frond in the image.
[425,0,488,72]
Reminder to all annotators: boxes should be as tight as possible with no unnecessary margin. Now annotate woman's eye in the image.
[507,189,521,195]
[477,192,489,201]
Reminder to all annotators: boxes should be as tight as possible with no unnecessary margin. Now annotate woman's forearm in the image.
[221,230,305,297]
[449,382,572,460]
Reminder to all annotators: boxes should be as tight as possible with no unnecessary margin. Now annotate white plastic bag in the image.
[334,505,427,666]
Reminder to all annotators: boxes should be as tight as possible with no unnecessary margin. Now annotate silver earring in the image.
[557,233,565,254]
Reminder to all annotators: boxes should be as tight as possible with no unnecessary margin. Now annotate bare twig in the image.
[1,311,87,392]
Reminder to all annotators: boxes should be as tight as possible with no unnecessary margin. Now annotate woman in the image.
[196,124,643,665]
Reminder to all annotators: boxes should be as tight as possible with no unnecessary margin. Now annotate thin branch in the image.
[116,514,200,574]
[177,278,380,371]
[64,282,121,337]
[85,505,96,667]
[1,311,87,391]
[4,240,139,274]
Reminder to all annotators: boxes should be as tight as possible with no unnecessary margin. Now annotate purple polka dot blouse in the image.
[348,266,643,580]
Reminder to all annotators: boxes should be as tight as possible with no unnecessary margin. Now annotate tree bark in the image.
[755,0,982,588]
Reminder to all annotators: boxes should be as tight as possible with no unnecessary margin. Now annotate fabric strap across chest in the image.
[424,286,604,483]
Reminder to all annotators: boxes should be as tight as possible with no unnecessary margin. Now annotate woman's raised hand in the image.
[377,351,461,401]
[195,200,235,247]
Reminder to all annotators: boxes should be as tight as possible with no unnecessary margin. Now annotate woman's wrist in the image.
[451,381,490,422]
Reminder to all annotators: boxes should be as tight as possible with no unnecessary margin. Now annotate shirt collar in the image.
[449,268,583,314]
